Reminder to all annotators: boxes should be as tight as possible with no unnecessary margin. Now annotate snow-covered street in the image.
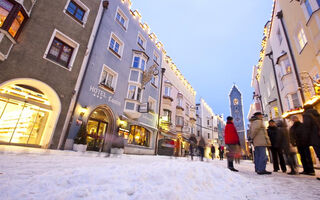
[0,151,319,200]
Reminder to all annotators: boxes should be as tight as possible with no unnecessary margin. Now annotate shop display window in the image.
[127,125,150,147]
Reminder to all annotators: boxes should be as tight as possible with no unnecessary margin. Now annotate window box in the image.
[163,95,173,102]
[176,105,184,111]
[99,83,114,92]
[0,0,28,40]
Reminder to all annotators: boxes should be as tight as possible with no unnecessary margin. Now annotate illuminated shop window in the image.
[127,125,150,147]
[0,84,51,145]
[0,0,28,39]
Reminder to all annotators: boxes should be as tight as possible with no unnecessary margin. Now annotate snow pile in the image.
[0,153,319,200]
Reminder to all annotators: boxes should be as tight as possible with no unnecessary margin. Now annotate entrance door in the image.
[86,108,109,151]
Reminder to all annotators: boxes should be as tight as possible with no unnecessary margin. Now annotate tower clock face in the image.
[233,98,239,105]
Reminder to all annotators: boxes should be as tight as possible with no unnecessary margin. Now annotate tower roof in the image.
[229,84,242,96]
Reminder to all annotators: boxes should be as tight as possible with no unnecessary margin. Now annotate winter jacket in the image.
[198,137,206,148]
[249,116,271,147]
[290,121,309,147]
[211,146,215,153]
[276,121,291,153]
[224,121,240,145]
[267,126,284,149]
[303,110,320,147]
[189,135,198,147]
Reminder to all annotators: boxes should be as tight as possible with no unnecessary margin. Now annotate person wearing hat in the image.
[267,119,287,173]
[249,112,272,175]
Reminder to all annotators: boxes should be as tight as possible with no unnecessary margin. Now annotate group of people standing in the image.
[189,134,206,161]
[249,108,320,180]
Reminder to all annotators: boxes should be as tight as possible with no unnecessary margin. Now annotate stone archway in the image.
[0,78,61,148]
[86,105,116,151]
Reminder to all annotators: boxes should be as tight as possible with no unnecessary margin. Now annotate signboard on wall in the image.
[139,103,149,113]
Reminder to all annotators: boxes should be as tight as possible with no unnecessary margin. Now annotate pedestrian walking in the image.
[219,145,224,160]
[189,134,197,161]
[249,112,272,175]
[276,120,297,175]
[198,136,206,161]
[211,144,216,160]
[224,116,241,172]
[290,116,315,175]
[267,119,287,173]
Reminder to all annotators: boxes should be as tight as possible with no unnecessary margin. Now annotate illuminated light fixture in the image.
[80,106,88,117]
[282,108,304,118]
[304,95,320,106]
[156,42,163,49]
[117,118,128,128]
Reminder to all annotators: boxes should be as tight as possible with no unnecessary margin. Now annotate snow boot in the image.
[227,161,239,172]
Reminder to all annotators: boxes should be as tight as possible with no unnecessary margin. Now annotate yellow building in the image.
[278,0,320,109]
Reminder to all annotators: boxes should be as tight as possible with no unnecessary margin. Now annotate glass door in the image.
[86,119,108,151]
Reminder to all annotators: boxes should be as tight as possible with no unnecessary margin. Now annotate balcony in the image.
[163,95,173,106]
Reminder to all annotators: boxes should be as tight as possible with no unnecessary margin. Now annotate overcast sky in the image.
[132,0,273,121]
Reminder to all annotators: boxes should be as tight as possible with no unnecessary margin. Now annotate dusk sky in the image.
[132,0,273,122]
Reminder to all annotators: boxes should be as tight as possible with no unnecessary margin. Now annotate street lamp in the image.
[155,68,166,155]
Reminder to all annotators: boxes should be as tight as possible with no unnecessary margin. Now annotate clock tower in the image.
[229,85,246,153]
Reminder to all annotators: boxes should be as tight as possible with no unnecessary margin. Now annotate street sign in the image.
[139,102,149,113]
[142,64,159,87]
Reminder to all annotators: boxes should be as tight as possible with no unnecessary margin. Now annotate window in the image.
[176,116,184,126]
[164,86,171,97]
[305,0,313,16]
[163,109,172,123]
[191,127,194,134]
[297,28,307,51]
[115,7,128,30]
[177,95,183,107]
[277,28,282,44]
[66,1,85,23]
[137,33,146,49]
[282,58,292,75]
[127,85,142,101]
[148,97,156,112]
[197,131,200,137]
[129,69,143,84]
[132,54,147,71]
[208,133,210,139]
[274,107,279,118]
[109,33,124,58]
[207,119,210,126]
[291,93,300,108]
[127,125,150,147]
[153,51,160,64]
[317,0,320,7]
[44,29,79,70]
[0,0,27,39]
[186,104,189,116]
[99,65,118,92]
[151,75,158,87]
[47,38,74,68]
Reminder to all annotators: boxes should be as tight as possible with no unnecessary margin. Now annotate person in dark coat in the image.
[303,107,320,160]
[198,136,206,161]
[189,134,197,161]
[219,145,224,160]
[224,116,241,172]
[290,115,315,175]
[276,120,297,175]
[267,120,287,173]
[211,145,216,160]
